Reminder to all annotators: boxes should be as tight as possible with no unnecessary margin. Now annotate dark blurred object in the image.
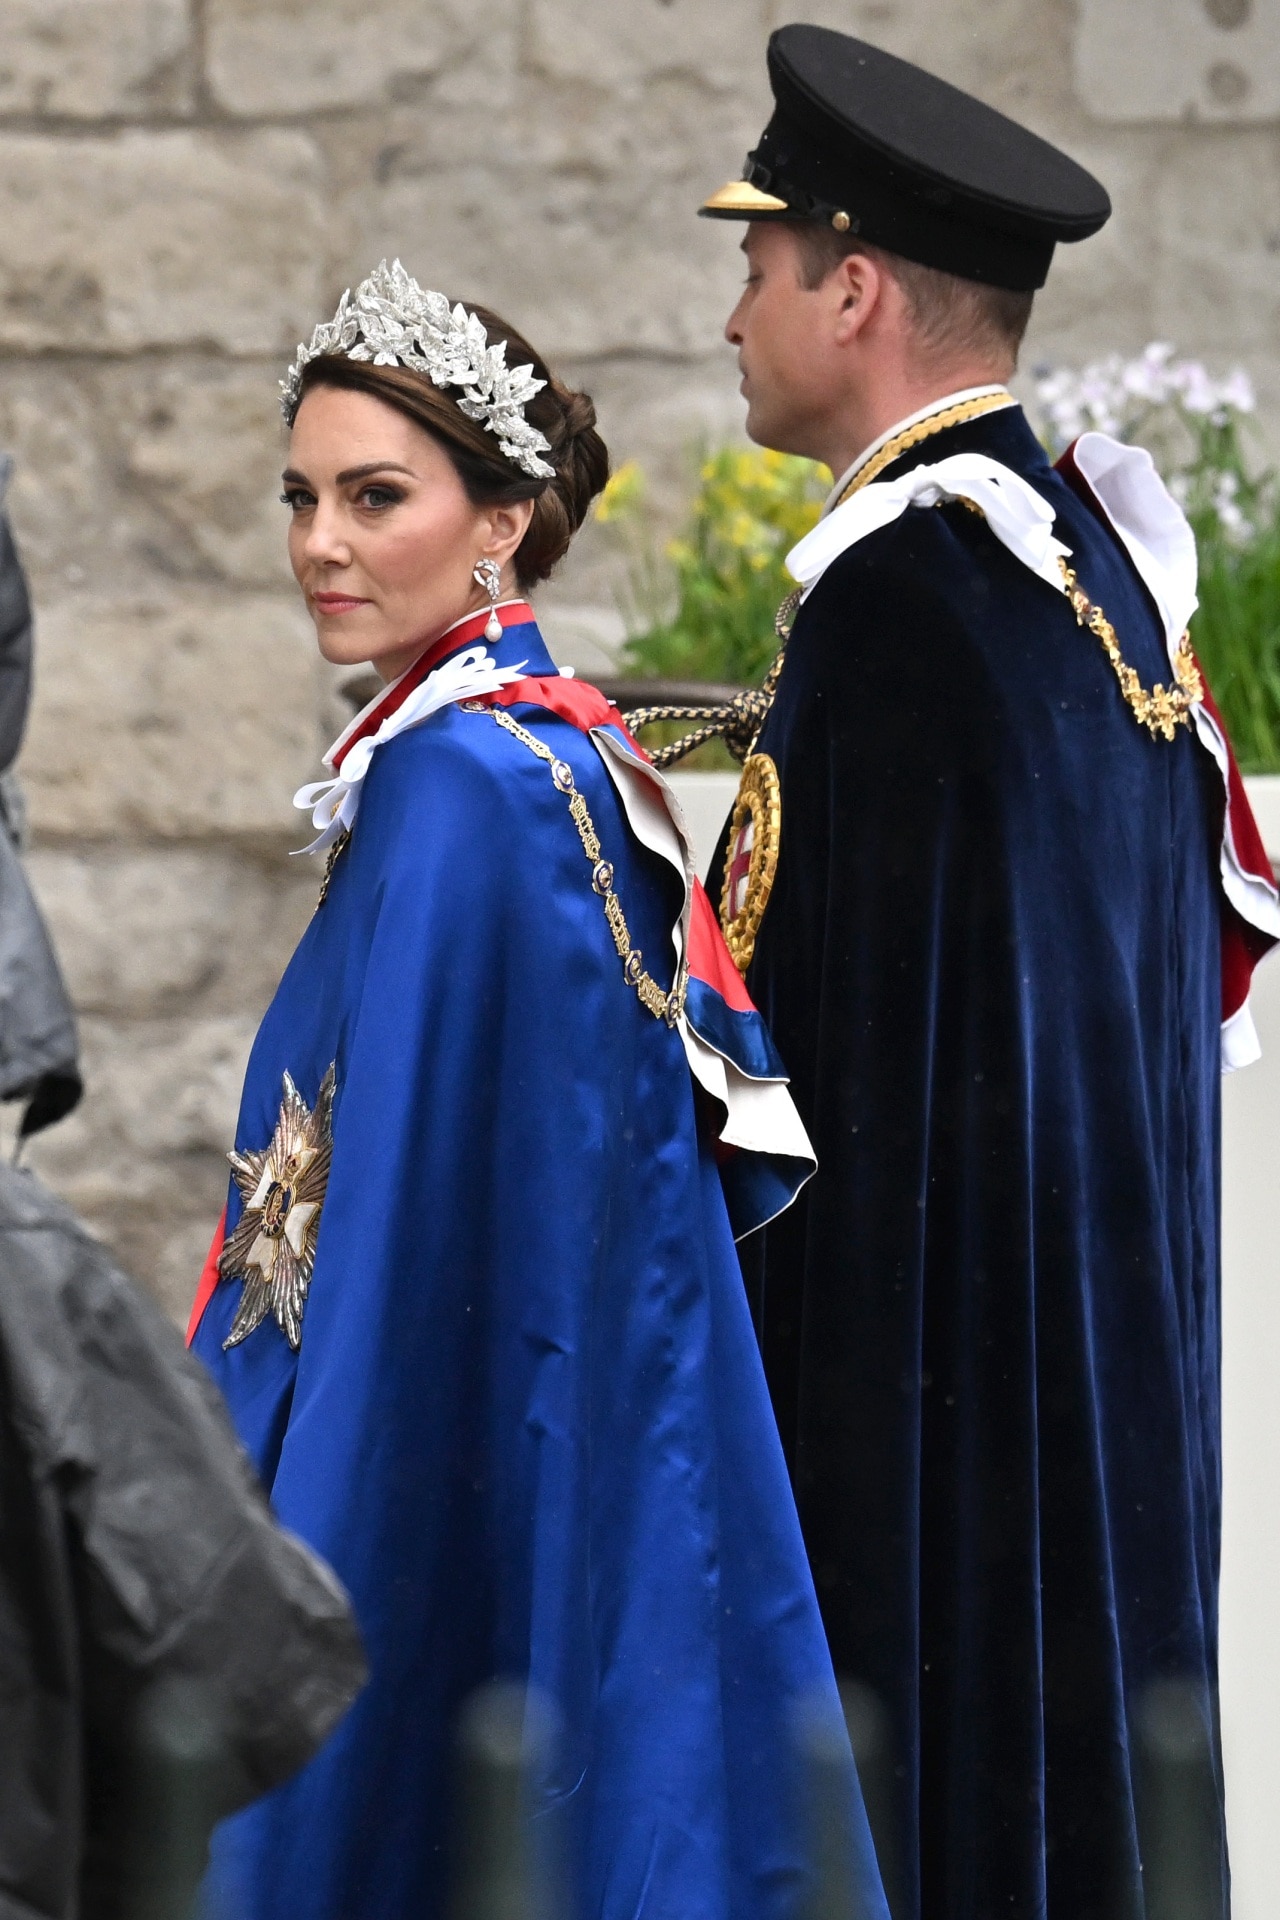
[840,1682,903,1920]
[1133,1678,1229,1920]
[0,821,81,1139]
[449,1684,556,1920]
[0,1160,367,1920]
[0,456,82,1143]
[594,677,747,712]
[0,457,32,772]
[794,1691,879,1920]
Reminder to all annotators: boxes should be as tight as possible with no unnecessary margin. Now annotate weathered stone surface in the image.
[0,0,192,118]
[527,0,769,94]
[1077,0,1280,125]
[0,131,325,353]
[0,359,296,594]
[0,363,124,590]
[1020,139,1163,364]
[338,141,756,358]
[120,362,297,590]
[768,0,1077,121]
[1153,134,1280,356]
[26,844,316,1016]
[208,0,516,116]
[18,591,324,837]
[25,1013,257,1323]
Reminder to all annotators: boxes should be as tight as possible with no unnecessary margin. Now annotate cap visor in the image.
[698,179,791,220]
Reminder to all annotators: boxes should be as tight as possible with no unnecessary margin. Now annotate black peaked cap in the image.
[700,25,1111,291]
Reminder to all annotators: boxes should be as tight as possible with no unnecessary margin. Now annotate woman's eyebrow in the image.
[336,461,417,485]
[280,461,418,487]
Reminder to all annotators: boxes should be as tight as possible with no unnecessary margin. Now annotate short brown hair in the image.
[295,304,609,591]
[791,224,1034,368]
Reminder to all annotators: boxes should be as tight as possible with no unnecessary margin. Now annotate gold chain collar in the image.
[1058,557,1202,739]
[835,397,1202,743]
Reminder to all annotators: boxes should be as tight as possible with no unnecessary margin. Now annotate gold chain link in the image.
[465,702,688,1027]
[1057,557,1203,739]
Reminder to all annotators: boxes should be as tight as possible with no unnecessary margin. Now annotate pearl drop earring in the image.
[473,558,503,642]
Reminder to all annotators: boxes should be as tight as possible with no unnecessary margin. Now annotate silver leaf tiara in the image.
[280,259,556,481]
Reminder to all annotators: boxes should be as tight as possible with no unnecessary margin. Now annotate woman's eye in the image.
[280,489,314,510]
[358,485,403,510]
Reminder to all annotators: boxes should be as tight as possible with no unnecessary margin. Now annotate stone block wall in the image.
[4,0,1277,1319]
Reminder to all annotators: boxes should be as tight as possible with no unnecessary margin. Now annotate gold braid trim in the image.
[465,702,688,1028]
[832,390,1017,505]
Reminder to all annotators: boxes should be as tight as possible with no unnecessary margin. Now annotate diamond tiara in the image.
[280,259,556,481]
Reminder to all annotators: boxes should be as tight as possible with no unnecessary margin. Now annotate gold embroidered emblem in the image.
[219,1065,336,1351]
[719,752,782,973]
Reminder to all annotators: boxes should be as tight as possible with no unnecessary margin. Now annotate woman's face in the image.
[284,384,534,683]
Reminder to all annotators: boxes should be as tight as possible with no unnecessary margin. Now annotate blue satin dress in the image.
[190,614,887,1920]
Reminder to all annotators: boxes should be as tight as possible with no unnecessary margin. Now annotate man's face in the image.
[724,223,841,460]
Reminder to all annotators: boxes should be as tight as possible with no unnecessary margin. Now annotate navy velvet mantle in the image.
[734,406,1228,1919]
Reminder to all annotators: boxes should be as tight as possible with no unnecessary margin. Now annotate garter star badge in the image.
[719,753,781,974]
[219,1065,336,1352]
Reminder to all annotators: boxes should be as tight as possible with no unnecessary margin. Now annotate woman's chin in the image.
[314,623,388,669]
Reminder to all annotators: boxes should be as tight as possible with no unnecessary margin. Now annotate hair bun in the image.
[546,381,610,540]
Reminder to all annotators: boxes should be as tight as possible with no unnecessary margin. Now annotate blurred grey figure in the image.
[1133,1679,1228,1920]
[0,454,81,1142]
[449,1685,555,1920]
[793,1690,885,1920]
[0,1073,367,1913]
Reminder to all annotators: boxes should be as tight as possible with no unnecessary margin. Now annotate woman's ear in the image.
[482,497,536,569]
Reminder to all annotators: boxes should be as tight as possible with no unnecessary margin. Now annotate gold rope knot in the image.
[627,586,803,769]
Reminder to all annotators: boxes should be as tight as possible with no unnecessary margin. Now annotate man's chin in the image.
[744,402,808,460]
[743,401,781,453]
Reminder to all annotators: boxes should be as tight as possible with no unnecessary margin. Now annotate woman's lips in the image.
[312,592,371,614]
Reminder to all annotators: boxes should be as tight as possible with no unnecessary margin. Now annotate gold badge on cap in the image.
[719,753,782,973]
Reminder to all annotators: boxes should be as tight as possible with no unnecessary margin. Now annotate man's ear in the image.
[831,249,882,347]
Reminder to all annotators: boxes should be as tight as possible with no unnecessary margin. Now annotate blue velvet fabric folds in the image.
[191,619,887,1920]
[733,407,1228,1919]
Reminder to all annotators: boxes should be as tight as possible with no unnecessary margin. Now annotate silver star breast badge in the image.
[219,1064,336,1351]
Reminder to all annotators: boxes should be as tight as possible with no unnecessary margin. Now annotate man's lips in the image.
[312,592,371,614]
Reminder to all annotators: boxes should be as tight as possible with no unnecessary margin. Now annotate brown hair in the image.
[295,302,609,591]
[791,225,1035,369]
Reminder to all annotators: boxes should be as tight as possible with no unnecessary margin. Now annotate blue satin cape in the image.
[191,617,887,1920]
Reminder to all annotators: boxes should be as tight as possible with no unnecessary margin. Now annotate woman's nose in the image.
[303,503,351,566]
